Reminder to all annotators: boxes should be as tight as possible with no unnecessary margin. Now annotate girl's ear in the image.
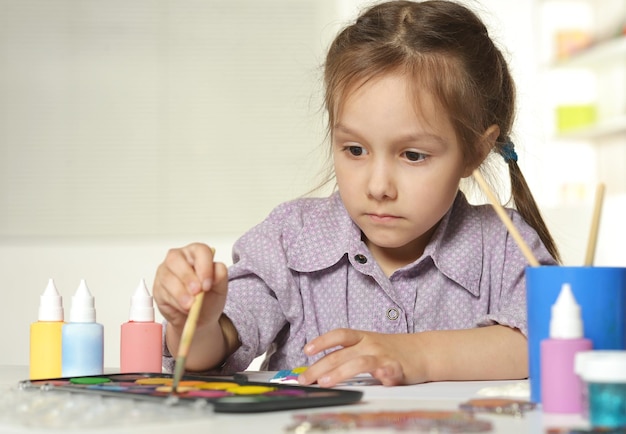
[462,124,500,177]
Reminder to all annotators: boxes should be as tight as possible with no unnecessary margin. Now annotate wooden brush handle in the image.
[473,170,540,267]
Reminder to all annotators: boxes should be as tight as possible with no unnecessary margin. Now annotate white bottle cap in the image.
[129,279,155,322]
[549,283,584,339]
[69,279,96,323]
[38,278,64,321]
[575,350,626,383]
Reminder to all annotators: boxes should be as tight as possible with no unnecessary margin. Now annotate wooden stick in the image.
[472,170,540,266]
[171,247,216,393]
[584,183,605,266]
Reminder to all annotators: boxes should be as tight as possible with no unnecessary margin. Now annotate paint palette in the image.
[20,372,363,413]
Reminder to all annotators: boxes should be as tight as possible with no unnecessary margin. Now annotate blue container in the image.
[526,266,626,403]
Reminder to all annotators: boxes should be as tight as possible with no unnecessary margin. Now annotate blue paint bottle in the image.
[62,279,104,377]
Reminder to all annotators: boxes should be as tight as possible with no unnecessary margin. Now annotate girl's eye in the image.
[347,145,366,156]
[404,151,426,162]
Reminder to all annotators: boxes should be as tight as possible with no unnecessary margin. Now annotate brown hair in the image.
[322,0,560,262]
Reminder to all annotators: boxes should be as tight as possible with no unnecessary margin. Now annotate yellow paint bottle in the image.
[30,278,64,379]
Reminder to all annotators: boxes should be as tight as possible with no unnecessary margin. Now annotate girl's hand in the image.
[154,243,237,371]
[298,328,426,387]
[153,243,228,332]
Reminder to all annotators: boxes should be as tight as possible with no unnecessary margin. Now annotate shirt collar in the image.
[286,192,362,272]
[286,191,484,297]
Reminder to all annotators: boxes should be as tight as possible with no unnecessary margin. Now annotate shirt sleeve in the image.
[212,201,314,373]
[475,210,558,336]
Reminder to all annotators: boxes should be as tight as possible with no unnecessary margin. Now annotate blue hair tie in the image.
[500,139,518,163]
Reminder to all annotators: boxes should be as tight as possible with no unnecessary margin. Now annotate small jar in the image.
[575,351,626,428]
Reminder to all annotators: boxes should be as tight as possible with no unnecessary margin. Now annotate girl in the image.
[153,0,559,387]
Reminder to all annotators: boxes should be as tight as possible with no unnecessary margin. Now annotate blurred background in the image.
[1,0,625,368]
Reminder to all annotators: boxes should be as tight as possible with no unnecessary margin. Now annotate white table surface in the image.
[0,366,589,434]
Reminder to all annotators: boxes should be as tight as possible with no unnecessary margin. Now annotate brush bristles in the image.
[171,357,186,393]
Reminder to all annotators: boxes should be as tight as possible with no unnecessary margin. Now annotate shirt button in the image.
[354,254,367,264]
[386,308,400,321]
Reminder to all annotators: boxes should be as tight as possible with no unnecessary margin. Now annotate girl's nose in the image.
[367,160,397,200]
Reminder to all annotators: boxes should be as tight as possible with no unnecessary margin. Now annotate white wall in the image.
[543,194,626,267]
[0,0,335,238]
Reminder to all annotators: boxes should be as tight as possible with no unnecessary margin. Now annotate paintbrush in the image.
[171,247,215,393]
[584,183,605,266]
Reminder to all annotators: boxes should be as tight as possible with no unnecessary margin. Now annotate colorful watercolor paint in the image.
[69,377,111,385]
[20,372,362,413]
[185,390,231,399]
[195,381,238,390]
[270,366,308,384]
[154,385,197,393]
[134,377,173,385]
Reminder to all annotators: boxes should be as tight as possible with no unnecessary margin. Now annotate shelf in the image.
[551,35,626,69]
[550,34,626,141]
[556,114,626,140]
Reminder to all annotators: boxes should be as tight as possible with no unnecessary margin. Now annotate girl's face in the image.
[332,72,471,268]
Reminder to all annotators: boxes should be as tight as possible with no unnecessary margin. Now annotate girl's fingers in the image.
[197,261,230,321]
[304,328,360,356]
[177,243,216,294]
[162,247,201,296]
[301,351,379,387]
[211,262,229,297]
[299,332,363,386]
[374,362,405,386]
[154,243,217,324]
[154,263,193,311]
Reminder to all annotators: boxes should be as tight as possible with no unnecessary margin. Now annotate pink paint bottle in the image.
[541,283,593,413]
[120,279,163,373]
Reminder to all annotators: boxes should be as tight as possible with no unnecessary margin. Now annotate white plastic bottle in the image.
[61,279,104,377]
[120,279,163,373]
[30,279,64,379]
